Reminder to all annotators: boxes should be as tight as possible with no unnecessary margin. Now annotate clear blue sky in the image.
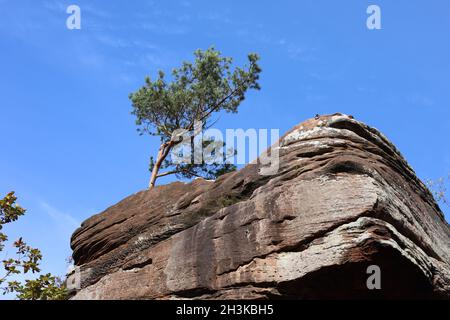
[1,0,449,286]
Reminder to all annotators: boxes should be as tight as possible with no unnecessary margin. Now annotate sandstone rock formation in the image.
[68,113,450,299]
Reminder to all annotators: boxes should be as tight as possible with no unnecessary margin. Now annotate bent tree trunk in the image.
[148,141,174,189]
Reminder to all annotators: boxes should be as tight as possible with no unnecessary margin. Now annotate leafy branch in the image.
[0,192,67,300]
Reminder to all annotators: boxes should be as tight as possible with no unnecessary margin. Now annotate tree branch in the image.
[185,60,257,132]
[156,167,203,179]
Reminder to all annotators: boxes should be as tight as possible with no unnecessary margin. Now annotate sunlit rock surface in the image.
[69,114,450,299]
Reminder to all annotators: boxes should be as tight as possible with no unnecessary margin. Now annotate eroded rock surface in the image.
[69,114,450,299]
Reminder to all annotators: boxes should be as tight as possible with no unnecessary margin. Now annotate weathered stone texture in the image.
[69,114,450,299]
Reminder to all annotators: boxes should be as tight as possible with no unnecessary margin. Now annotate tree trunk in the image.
[148,141,173,189]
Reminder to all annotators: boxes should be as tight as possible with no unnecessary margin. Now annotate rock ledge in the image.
[69,114,450,299]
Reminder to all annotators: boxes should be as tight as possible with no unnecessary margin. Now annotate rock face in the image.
[68,114,450,299]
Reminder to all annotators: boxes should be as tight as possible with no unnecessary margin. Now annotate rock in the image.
[68,113,450,299]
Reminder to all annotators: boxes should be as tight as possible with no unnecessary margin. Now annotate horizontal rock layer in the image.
[69,113,450,299]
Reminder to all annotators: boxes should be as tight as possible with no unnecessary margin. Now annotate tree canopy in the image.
[130,47,261,188]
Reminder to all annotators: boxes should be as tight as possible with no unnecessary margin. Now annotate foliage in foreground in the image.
[0,192,67,300]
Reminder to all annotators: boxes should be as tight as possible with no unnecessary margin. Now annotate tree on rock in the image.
[129,47,261,189]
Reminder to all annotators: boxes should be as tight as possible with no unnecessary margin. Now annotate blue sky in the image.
[0,0,449,290]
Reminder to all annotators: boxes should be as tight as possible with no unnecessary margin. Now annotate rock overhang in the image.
[68,113,450,299]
